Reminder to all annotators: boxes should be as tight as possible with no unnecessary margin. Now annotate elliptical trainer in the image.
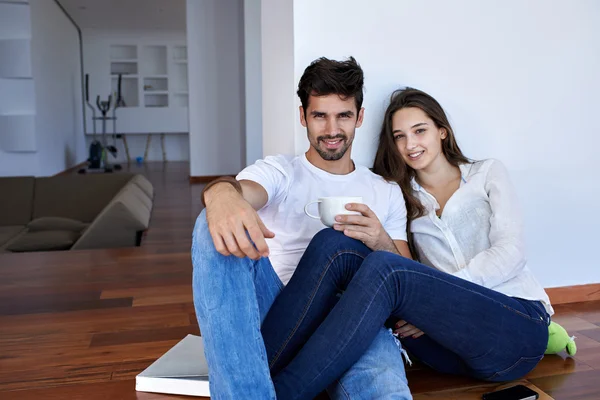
[79,73,123,173]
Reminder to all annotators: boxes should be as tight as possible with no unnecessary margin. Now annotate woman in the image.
[260,87,554,400]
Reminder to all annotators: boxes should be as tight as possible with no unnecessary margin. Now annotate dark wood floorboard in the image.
[1,161,598,399]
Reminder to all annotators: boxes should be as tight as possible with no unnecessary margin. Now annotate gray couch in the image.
[0,173,154,252]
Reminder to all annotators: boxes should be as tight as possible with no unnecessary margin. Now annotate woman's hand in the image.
[394,320,425,339]
[333,203,396,252]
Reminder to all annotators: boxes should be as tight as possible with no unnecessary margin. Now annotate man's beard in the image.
[310,132,353,161]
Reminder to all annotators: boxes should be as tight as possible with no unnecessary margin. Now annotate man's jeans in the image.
[261,229,550,400]
[192,210,412,400]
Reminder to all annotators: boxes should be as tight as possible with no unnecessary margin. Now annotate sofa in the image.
[0,173,154,253]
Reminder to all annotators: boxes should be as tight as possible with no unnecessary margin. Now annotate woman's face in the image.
[391,107,447,171]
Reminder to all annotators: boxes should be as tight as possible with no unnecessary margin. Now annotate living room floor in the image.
[0,161,598,400]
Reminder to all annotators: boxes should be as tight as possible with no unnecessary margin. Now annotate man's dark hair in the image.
[297,56,364,114]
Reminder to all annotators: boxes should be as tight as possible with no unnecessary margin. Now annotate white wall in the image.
[243,0,262,166]
[0,0,38,176]
[82,29,190,163]
[187,0,245,176]
[290,0,600,288]
[30,0,85,175]
[0,0,84,177]
[261,0,295,158]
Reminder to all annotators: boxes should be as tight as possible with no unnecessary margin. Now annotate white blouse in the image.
[410,159,553,315]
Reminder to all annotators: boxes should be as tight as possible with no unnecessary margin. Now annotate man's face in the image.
[300,94,364,161]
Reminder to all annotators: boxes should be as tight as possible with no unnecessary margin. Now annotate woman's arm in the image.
[452,160,527,288]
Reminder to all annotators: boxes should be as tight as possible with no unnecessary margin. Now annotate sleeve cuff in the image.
[452,268,473,282]
[388,231,408,242]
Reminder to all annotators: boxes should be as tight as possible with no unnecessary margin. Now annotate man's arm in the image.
[204,179,268,211]
[202,178,274,260]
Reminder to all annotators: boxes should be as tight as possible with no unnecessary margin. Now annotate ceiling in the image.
[57,0,186,31]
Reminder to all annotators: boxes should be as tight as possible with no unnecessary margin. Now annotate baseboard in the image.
[54,161,87,176]
[546,283,600,305]
[189,175,235,184]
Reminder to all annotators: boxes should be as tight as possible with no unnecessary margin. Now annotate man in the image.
[193,56,413,399]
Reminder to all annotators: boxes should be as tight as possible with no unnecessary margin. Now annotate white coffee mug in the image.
[304,196,363,227]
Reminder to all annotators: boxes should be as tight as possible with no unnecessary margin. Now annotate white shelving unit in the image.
[142,46,168,108]
[109,45,139,107]
[170,46,188,108]
[108,44,189,110]
[85,43,189,135]
[0,2,36,152]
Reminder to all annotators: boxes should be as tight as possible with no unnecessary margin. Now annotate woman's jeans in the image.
[262,229,550,400]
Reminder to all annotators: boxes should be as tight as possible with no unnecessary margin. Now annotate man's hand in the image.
[204,183,274,260]
[333,203,397,252]
[394,320,425,339]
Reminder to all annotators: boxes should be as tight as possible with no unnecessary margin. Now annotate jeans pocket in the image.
[485,354,544,382]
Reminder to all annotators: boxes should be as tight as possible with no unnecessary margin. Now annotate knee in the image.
[362,251,414,275]
[192,209,220,263]
[193,209,210,244]
[308,228,365,253]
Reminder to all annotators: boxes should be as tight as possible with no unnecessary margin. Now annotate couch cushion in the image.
[0,226,26,247]
[27,217,88,232]
[7,230,80,252]
[0,177,35,226]
[130,175,154,198]
[70,183,152,250]
[32,174,134,222]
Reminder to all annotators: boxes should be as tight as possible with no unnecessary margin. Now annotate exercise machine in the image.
[79,74,128,173]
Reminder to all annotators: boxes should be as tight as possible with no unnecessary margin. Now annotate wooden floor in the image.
[0,161,599,399]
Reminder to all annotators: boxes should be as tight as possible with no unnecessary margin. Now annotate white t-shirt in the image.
[236,153,408,285]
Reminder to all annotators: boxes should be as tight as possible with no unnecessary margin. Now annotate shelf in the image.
[111,61,138,75]
[112,58,137,63]
[172,63,188,92]
[0,114,36,152]
[112,77,139,107]
[110,45,137,60]
[0,78,35,114]
[0,39,32,78]
[143,77,168,92]
[0,2,31,38]
[144,90,168,94]
[144,75,168,79]
[142,45,167,75]
[144,93,168,108]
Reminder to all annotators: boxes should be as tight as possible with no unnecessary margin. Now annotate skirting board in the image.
[189,175,234,184]
[546,283,600,305]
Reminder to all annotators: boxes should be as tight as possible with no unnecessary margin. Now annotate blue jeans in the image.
[191,210,412,399]
[262,229,550,400]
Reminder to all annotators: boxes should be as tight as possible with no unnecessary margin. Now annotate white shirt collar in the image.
[410,162,472,191]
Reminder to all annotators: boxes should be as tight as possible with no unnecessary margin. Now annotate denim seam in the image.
[301,265,394,391]
[268,249,367,368]
[396,269,547,325]
[329,379,351,400]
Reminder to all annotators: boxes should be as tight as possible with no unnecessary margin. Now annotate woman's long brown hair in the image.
[373,87,470,239]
